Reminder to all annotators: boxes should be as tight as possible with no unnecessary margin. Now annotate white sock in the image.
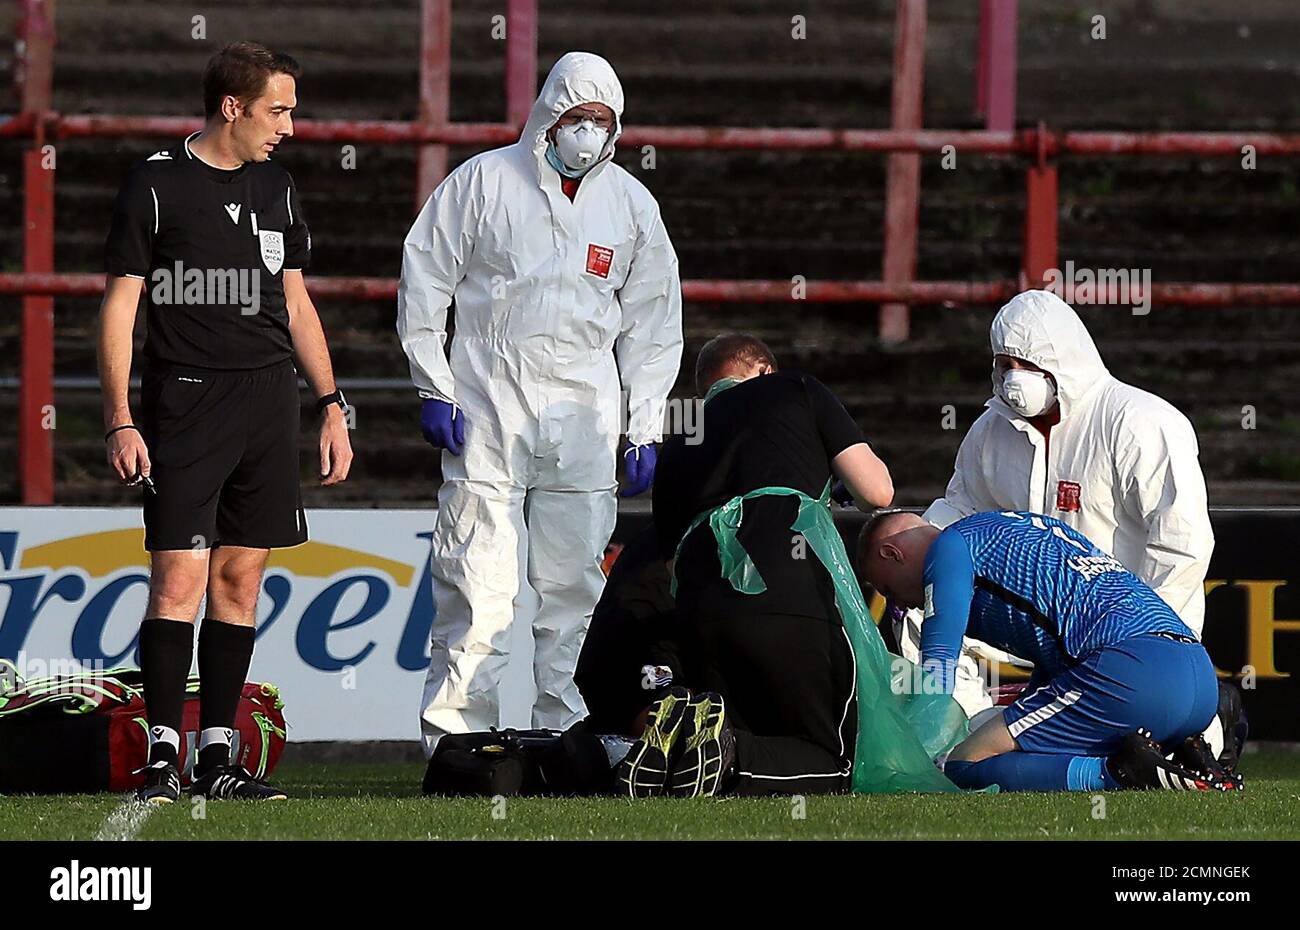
[1202,716,1225,760]
[148,725,180,752]
[147,725,180,764]
[198,726,233,752]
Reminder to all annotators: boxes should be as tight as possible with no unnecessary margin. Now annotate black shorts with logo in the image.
[140,359,307,552]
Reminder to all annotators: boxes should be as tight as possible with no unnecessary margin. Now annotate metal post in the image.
[1023,160,1058,288]
[976,0,990,118]
[415,0,451,210]
[505,0,538,129]
[18,0,56,504]
[976,0,1017,130]
[880,0,926,344]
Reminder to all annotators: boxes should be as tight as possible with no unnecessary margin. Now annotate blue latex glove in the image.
[620,443,657,497]
[420,399,466,455]
[830,479,855,508]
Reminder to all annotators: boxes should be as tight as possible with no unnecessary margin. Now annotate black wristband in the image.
[315,389,347,415]
[104,424,140,443]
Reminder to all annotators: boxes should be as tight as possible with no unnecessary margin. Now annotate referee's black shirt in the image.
[653,371,866,620]
[104,131,311,371]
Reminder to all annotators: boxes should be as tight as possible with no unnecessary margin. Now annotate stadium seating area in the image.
[2,0,1299,506]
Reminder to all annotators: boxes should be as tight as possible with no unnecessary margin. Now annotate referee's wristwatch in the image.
[316,389,348,416]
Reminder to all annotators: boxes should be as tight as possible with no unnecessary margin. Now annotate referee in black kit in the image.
[98,42,352,803]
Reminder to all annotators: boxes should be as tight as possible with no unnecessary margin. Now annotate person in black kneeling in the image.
[615,333,894,798]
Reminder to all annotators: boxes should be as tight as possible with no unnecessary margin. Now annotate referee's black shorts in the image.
[139,359,307,552]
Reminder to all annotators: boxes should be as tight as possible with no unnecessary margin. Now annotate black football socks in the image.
[196,619,256,775]
[138,617,195,767]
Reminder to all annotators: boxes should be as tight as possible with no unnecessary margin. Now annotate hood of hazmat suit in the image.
[923,289,1213,634]
[397,52,684,754]
[987,287,1109,422]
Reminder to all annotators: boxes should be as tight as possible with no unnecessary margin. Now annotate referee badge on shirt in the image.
[258,229,285,275]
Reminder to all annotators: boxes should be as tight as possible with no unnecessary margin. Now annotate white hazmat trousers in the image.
[397,53,683,756]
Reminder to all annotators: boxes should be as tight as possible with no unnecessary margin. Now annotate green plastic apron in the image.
[670,440,966,792]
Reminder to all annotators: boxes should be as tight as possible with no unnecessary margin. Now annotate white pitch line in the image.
[94,797,157,841]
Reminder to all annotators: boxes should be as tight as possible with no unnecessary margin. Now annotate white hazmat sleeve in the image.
[1117,412,1214,635]
[396,169,477,404]
[615,204,683,446]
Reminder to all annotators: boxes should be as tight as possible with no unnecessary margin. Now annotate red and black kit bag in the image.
[0,662,287,793]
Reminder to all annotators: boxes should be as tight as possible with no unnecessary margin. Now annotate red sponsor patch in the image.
[586,243,614,278]
[1056,480,1082,513]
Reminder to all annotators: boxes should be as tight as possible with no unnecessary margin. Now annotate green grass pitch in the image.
[4,750,1298,841]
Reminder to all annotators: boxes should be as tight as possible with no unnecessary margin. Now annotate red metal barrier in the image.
[38,113,1300,156]
[46,114,1025,150]
[0,111,37,136]
[8,2,1300,504]
[880,0,927,344]
[1023,160,1058,288]
[505,0,538,129]
[415,0,452,209]
[17,0,55,505]
[8,273,1300,307]
[977,0,1019,132]
[20,150,54,506]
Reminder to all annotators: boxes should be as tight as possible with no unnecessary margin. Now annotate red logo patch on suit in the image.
[1056,480,1082,513]
[586,244,614,278]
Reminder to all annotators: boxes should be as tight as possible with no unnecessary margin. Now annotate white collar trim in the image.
[184,131,241,171]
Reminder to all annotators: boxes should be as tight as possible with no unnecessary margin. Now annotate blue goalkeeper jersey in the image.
[920,511,1194,690]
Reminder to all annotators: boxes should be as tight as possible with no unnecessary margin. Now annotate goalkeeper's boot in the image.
[668,691,737,798]
[615,686,691,798]
[134,760,181,805]
[189,764,288,801]
[1173,732,1245,792]
[1106,729,1242,792]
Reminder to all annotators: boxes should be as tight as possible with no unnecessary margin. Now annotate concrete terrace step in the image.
[4,0,1300,504]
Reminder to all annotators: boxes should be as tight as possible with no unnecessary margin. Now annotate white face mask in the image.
[553,119,609,173]
[999,368,1058,418]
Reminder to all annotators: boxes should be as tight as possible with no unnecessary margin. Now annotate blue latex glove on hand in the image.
[830,479,855,508]
[620,443,657,497]
[420,399,466,455]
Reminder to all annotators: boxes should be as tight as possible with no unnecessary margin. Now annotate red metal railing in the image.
[976,0,1018,132]
[14,0,55,505]
[879,0,926,342]
[11,273,1300,306]
[7,0,1300,503]
[29,113,1300,156]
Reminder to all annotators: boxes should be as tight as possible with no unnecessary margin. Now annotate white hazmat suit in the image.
[397,52,684,755]
[925,289,1214,629]
[900,289,1215,726]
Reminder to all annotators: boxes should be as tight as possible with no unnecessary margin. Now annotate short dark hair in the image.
[694,333,778,395]
[855,509,915,567]
[203,42,302,119]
